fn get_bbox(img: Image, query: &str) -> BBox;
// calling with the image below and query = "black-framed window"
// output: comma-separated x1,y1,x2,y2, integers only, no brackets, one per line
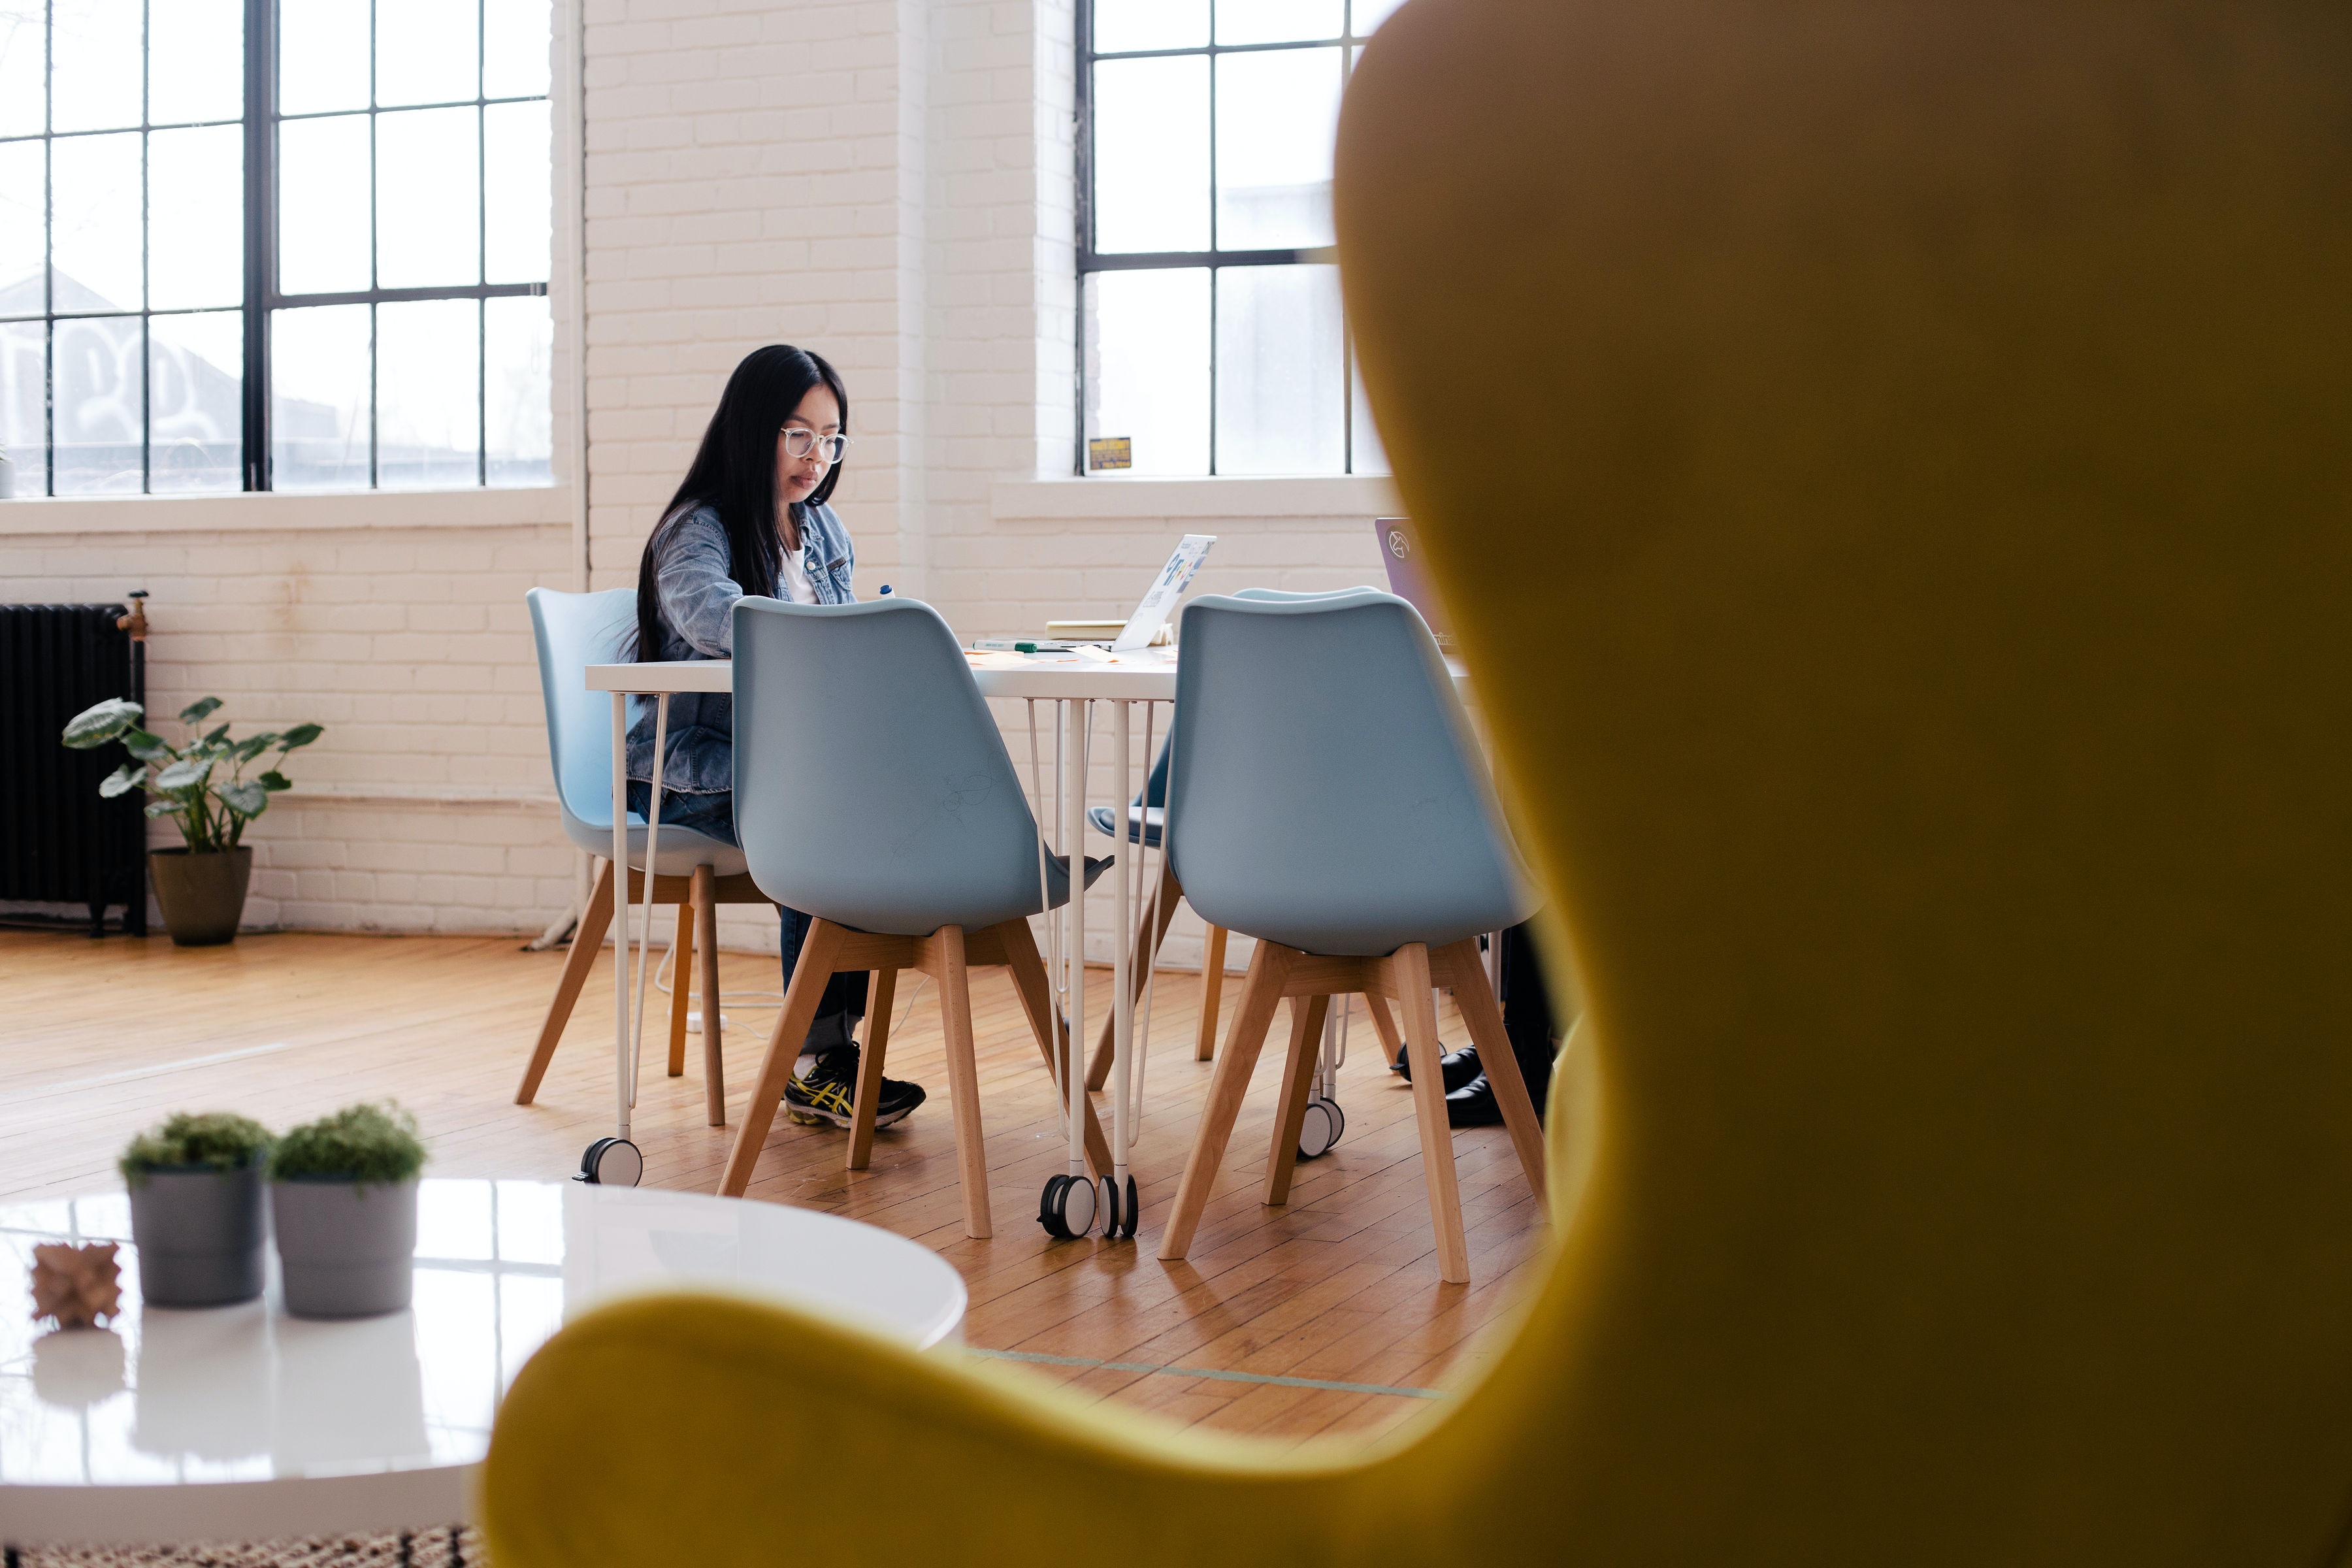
0,0,553,497
1077,0,1401,478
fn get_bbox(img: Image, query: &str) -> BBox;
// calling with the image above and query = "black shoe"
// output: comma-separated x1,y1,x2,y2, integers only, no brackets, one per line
1392,1041,1483,1095
1445,1072,1506,1128
785,1047,926,1130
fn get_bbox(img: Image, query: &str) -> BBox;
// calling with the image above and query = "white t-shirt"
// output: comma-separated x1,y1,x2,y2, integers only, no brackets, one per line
777,542,815,604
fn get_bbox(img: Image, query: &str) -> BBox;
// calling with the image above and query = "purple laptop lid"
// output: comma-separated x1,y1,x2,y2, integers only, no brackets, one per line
1374,517,1452,645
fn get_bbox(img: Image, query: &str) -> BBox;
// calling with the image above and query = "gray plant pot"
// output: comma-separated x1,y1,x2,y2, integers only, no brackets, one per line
269,1177,419,1319
127,1164,267,1307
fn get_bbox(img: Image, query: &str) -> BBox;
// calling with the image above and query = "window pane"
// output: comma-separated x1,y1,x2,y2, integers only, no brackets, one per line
0,8,44,137
1350,353,1388,474
280,0,371,116
0,139,44,311
0,320,46,494
272,302,370,489
484,99,550,282
54,314,141,491
1092,56,1207,254
1351,0,1409,37
1093,0,1205,52
377,297,478,489
485,293,550,486
149,309,240,491
149,124,243,310
279,113,372,293
483,0,552,99
1216,48,1341,251
149,0,242,126
1217,264,1343,474
51,131,142,311
1085,268,1207,476
377,106,480,287
51,0,140,134
379,0,478,106
1217,0,1342,46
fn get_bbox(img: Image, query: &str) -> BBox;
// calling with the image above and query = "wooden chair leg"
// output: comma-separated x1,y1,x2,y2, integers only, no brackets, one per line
1361,988,1403,1063
847,966,898,1171
1439,937,1550,1217
930,927,993,1239
517,858,615,1105
694,866,724,1126
666,902,693,1077
1264,992,1331,1206
992,919,1115,1178
1195,924,1229,1060
1158,940,1294,1262
1394,943,1470,1284
717,919,847,1198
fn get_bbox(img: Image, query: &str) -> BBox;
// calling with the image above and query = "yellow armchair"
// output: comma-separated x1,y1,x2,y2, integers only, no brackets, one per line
483,1,2352,1561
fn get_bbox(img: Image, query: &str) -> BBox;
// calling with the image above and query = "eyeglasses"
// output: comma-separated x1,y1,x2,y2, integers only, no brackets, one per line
781,429,849,463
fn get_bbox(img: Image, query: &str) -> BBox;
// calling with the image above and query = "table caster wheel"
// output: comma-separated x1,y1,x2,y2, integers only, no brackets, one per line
1298,1097,1343,1160
576,1137,642,1186
1038,1172,1098,1239
1102,1175,1141,1240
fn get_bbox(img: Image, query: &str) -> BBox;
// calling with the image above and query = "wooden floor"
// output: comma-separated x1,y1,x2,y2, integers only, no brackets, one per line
0,928,1548,1445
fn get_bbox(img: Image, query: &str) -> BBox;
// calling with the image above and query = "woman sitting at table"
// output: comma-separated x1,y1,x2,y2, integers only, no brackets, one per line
623,344,927,1132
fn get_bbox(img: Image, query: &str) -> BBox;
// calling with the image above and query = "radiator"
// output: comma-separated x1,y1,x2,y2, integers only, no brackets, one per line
0,602,148,935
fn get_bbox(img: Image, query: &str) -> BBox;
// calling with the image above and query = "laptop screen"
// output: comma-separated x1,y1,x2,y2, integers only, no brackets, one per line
1374,517,1452,645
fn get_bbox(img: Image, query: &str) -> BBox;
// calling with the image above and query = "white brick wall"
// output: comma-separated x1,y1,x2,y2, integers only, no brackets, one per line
3,0,1397,962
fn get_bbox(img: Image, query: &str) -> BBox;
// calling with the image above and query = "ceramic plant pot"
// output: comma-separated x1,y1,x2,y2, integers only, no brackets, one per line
149,847,253,947
269,1177,419,1318
127,1163,267,1307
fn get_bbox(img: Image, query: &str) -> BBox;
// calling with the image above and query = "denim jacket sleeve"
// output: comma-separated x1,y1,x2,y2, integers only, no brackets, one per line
655,506,743,657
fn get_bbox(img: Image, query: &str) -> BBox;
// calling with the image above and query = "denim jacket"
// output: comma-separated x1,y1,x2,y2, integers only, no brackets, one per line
625,500,856,794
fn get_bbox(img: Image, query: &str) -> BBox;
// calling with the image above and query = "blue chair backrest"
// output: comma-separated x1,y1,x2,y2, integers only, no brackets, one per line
527,586,637,834
732,596,1051,936
1166,591,1533,956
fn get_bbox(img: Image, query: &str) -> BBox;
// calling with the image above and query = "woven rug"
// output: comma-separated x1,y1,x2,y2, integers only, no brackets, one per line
5,1529,482,1567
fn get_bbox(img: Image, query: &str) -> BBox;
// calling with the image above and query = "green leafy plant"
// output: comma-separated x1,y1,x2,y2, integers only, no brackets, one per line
120,1111,274,1186
61,696,322,853
269,1102,429,1186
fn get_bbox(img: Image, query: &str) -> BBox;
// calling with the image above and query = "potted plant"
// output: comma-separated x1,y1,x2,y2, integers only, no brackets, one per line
121,1112,274,1308
267,1102,427,1319
61,696,323,946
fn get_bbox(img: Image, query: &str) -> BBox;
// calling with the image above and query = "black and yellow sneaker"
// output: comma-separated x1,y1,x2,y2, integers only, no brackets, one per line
784,1048,928,1130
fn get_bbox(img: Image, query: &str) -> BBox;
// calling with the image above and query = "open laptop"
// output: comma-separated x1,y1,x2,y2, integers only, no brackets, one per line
1374,517,1454,648
973,534,1217,653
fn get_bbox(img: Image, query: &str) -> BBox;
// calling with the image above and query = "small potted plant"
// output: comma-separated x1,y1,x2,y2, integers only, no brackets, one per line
120,1113,273,1308
268,1102,427,1320
60,696,323,946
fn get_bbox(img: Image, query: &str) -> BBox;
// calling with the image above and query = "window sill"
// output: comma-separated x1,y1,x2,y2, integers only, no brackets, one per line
0,485,573,537
991,473,1400,524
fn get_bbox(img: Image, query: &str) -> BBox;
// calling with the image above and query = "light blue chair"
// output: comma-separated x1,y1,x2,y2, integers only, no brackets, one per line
1082,585,1401,1085
515,587,772,1127
715,595,1113,1237
1154,591,1549,1282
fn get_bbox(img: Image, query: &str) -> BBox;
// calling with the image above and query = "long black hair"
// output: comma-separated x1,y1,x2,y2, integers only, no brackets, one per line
632,344,849,660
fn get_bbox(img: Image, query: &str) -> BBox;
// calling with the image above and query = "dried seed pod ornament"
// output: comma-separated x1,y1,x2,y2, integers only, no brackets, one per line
30,1241,123,1330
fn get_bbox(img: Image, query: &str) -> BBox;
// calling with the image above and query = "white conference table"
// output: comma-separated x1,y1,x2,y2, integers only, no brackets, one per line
587,647,1183,1237
0,1178,964,1548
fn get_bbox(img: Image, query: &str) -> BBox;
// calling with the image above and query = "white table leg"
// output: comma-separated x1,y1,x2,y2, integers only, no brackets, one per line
610,692,630,1143
1112,698,1132,1211
1064,696,1088,1188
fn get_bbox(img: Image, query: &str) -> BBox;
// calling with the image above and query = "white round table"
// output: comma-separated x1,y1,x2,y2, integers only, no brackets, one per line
0,1179,966,1547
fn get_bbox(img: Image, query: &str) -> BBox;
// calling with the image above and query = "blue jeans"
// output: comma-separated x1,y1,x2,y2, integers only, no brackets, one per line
624,782,868,1044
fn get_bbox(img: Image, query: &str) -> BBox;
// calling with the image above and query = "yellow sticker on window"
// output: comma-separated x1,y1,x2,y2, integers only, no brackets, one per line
1088,436,1133,471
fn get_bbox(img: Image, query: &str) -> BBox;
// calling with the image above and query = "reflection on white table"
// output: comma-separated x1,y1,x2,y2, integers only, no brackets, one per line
0,1179,965,1547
